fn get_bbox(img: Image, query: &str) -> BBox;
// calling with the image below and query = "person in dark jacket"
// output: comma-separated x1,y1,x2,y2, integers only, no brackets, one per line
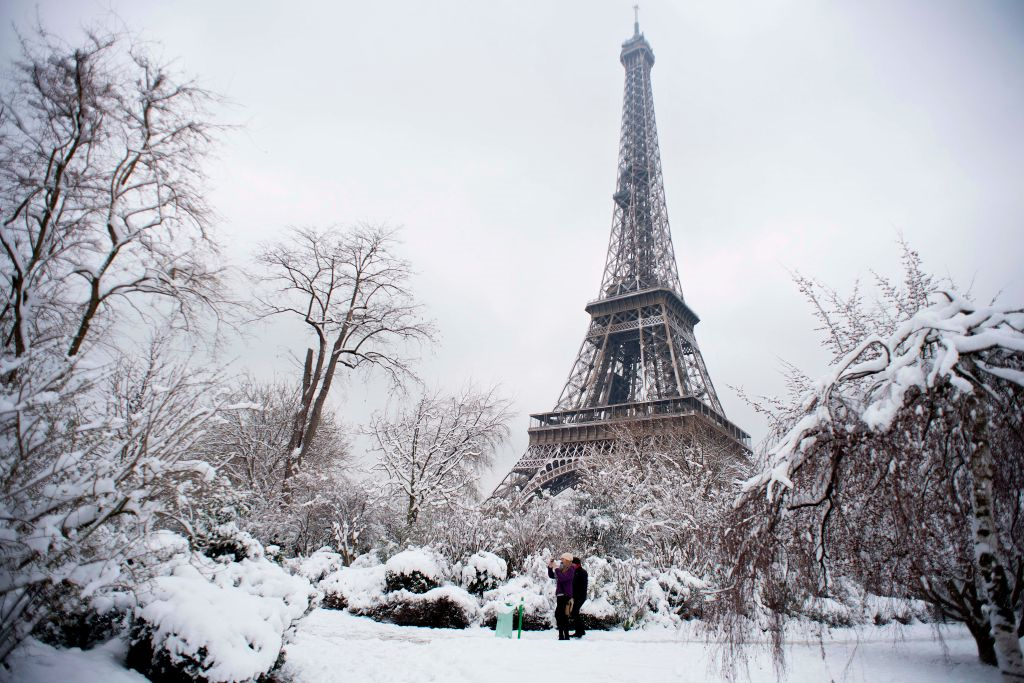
570,557,588,638
547,552,576,640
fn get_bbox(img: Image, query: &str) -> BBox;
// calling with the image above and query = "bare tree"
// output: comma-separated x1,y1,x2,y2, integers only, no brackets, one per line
369,386,512,526
255,225,434,488
0,27,223,361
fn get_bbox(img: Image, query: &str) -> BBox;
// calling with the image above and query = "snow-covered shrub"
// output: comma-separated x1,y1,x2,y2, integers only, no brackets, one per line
645,567,707,621
585,557,652,629
320,564,387,612
866,594,932,625
127,537,313,683
460,551,507,596
193,522,264,563
384,548,449,594
481,573,554,631
287,546,344,584
30,583,129,650
578,596,618,631
798,596,857,627
369,586,480,629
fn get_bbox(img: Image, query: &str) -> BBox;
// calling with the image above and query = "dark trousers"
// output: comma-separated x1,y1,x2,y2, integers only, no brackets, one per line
570,597,586,635
555,595,571,638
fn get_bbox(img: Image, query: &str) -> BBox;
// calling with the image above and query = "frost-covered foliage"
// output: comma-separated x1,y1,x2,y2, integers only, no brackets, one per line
481,572,555,631
721,247,1024,677
30,582,129,651
0,339,234,661
189,380,365,558
460,551,507,596
369,386,512,526
127,533,313,683
576,424,750,570
194,523,266,563
644,567,708,622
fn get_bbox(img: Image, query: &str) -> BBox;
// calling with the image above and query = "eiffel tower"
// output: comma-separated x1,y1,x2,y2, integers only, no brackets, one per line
495,17,750,501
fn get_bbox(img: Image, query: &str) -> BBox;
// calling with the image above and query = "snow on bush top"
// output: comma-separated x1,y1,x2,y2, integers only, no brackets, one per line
387,585,481,619
287,547,344,584
133,541,313,683
460,551,507,594
385,548,448,581
462,551,507,581
320,565,387,612
482,574,553,617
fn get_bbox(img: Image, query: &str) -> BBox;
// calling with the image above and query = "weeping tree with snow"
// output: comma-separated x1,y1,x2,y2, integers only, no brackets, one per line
254,225,435,494
369,386,513,528
0,26,232,660
718,251,1024,680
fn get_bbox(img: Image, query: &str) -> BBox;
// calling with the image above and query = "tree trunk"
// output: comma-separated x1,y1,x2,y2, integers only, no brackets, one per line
965,397,1024,681
965,613,999,667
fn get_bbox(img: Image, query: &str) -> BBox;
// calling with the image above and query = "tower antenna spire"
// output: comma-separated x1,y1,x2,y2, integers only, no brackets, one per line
633,4,640,35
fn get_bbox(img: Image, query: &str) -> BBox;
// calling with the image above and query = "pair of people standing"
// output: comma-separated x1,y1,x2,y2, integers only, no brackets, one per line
547,553,588,640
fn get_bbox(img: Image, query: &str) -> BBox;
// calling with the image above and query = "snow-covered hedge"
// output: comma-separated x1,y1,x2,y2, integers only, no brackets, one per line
644,567,707,622
127,535,314,683
193,522,265,563
369,586,481,629
31,583,128,650
320,564,387,612
384,548,449,594
460,551,507,596
287,546,345,585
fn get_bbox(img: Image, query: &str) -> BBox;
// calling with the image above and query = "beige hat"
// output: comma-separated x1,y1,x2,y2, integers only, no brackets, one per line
560,552,573,562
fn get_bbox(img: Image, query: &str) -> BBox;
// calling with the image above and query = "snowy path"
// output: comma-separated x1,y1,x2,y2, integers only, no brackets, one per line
278,609,1000,683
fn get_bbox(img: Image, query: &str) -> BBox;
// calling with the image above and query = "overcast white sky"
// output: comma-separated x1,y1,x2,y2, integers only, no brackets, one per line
4,1,1023,490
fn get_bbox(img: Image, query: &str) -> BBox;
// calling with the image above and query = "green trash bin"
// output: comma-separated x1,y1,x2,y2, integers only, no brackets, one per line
495,602,515,639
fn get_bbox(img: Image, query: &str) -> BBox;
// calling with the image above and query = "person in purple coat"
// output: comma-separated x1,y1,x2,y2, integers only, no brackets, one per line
547,552,576,640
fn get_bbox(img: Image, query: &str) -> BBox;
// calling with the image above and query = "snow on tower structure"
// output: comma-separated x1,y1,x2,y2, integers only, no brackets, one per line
494,19,750,500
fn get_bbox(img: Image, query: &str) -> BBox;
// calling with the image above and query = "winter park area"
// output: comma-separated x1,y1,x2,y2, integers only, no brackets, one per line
2,1,1024,682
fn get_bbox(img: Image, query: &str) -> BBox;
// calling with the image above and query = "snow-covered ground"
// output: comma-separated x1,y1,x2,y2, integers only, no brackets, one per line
2,610,1006,683
278,609,1000,683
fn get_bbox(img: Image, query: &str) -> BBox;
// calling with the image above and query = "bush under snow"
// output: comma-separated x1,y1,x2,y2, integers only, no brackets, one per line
320,564,387,613
369,586,480,629
460,551,507,596
287,546,345,585
127,536,314,683
481,574,554,631
384,548,449,594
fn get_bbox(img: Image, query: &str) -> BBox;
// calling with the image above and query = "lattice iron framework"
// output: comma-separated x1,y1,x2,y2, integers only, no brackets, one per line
494,20,749,502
